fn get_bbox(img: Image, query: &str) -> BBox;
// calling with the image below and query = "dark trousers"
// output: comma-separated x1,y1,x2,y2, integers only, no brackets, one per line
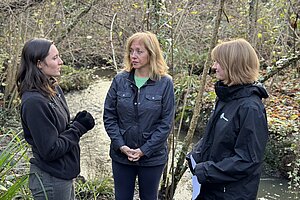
112,160,165,200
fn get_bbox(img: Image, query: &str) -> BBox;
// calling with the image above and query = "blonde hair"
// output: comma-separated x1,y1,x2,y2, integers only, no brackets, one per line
211,38,259,86
123,31,168,80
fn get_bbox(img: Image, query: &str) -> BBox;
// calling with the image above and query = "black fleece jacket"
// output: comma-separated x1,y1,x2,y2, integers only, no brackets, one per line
21,85,87,180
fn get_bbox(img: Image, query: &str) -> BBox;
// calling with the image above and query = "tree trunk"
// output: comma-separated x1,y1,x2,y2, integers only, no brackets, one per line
160,0,225,199
248,0,258,46
144,0,163,33
260,53,300,83
3,15,22,109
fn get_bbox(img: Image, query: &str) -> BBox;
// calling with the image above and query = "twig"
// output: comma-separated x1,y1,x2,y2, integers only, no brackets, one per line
56,1,94,44
110,13,118,72
260,54,300,83
0,0,43,14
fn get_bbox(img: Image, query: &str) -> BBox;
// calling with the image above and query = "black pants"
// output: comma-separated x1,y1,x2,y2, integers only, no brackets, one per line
112,160,165,200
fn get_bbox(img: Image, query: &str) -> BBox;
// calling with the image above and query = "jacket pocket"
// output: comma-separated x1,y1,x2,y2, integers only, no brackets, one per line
117,91,132,112
145,94,162,109
145,94,162,101
117,91,131,100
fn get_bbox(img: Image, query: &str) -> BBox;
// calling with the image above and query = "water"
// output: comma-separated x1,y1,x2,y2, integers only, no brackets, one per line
258,178,299,199
174,162,299,200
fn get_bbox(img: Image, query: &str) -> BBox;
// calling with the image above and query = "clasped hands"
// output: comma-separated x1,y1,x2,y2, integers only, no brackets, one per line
120,146,144,162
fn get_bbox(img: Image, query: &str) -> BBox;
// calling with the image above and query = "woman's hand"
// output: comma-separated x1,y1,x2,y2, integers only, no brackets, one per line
120,146,144,162
130,148,144,162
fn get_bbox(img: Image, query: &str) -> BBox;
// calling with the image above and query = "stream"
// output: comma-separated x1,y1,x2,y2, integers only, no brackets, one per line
64,75,298,200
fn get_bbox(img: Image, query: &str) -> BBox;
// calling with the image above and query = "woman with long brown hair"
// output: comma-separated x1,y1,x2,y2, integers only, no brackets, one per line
16,38,95,200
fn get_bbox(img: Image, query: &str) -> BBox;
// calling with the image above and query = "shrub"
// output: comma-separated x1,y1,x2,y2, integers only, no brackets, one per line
0,128,31,200
59,65,96,92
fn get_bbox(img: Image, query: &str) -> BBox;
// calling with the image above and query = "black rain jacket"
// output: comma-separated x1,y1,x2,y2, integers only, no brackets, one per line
103,70,175,166
187,81,269,200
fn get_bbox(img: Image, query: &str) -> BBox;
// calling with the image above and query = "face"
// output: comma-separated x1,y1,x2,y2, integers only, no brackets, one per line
212,61,225,81
39,44,63,78
129,40,150,72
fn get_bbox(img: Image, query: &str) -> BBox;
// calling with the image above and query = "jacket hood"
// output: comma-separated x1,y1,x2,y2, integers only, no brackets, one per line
215,81,269,102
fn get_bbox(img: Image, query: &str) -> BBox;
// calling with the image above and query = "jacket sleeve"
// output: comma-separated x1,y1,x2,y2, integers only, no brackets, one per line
22,97,86,161
103,77,125,151
186,138,204,174
140,77,175,157
194,104,268,184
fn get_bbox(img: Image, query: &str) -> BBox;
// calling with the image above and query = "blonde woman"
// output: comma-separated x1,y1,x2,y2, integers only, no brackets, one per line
103,32,175,200
187,39,269,200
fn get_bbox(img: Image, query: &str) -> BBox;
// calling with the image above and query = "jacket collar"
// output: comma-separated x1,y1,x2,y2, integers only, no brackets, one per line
128,69,156,85
215,81,268,102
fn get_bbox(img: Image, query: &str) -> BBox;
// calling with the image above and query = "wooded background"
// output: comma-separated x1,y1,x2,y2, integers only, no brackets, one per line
0,0,299,199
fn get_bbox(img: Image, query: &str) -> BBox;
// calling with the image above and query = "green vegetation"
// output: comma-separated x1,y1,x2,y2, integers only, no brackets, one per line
59,65,96,92
0,0,299,198
0,129,30,200
75,177,114,200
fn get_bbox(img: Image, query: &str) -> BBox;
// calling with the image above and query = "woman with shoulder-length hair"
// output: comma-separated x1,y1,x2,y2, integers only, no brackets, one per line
16,38,95,200
103,31,175,200
123,31,168,80
187,38,269,200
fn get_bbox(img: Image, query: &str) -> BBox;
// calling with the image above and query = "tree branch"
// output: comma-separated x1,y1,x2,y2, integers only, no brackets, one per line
55,1,94,44
260,53,300,83
0,0,43,13
110,13,118,72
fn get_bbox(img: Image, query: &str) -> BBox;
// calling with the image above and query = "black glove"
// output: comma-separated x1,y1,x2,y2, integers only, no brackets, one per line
74,110,95,131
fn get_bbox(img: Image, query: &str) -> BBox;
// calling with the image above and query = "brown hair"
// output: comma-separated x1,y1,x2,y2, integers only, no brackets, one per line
16,38,57,98
211,38,259,86
123,31,168,80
